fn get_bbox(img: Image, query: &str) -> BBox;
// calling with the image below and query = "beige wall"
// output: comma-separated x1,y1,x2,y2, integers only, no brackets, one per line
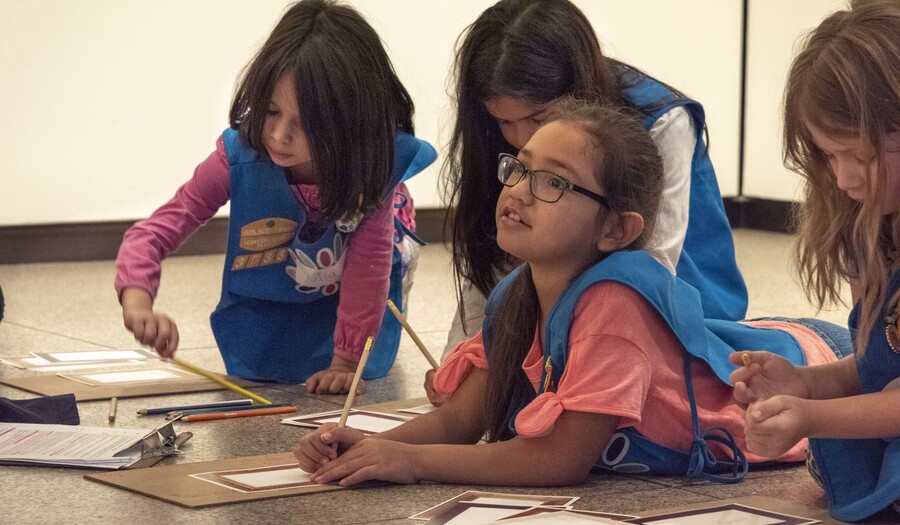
0,1,845,226
742,0,847,201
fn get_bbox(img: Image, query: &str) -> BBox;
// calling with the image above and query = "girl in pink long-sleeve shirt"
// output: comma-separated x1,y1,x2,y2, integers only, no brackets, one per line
115,0,436,392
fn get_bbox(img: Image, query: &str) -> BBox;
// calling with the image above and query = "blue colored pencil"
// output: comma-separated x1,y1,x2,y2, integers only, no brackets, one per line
137,399,253,416
166,403,290,419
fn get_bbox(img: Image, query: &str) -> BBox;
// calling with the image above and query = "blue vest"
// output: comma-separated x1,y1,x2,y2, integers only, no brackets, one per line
808,272,900,522
210,129,437,382
483,251,806,482
619,67,748,322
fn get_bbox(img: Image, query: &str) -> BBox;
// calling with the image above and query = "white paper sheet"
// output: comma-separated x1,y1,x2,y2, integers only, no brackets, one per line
221,467,312,488
61,367,195,385
0,423,147,468
35,349,155,363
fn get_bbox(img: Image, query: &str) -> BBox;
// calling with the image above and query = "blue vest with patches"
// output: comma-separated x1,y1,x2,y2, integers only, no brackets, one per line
619,66,747,322
808,271,900,522
210,129,437,382
483,251,806,482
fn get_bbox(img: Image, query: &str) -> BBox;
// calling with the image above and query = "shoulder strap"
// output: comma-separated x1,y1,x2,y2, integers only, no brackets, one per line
542,251,804,389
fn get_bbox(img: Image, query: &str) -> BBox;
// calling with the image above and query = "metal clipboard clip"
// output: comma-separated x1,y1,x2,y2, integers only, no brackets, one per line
139,420,187,459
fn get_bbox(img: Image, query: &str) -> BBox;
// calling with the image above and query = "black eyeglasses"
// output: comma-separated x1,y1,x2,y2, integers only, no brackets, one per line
497,154,611,208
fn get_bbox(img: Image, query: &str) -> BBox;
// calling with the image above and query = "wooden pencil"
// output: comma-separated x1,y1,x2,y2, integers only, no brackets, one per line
741,353,752,367
337,336,373,428
386,299,439,370
167,357,272,405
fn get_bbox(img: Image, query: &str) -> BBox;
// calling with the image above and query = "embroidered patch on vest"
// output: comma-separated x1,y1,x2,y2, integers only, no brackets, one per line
231,248,289,270
238,218,297,251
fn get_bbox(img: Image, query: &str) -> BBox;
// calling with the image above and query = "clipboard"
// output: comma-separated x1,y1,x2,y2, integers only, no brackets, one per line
0,420,192,470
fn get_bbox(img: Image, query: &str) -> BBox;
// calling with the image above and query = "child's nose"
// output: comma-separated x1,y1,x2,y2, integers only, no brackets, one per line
271,118,292,143
831,158,859,191
509,173,534,202
503,123,536,151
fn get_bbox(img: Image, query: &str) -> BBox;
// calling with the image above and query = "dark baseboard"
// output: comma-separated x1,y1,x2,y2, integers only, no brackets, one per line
0,200,792,264
0,209,453,265
723,196,797,234
0,219,230,265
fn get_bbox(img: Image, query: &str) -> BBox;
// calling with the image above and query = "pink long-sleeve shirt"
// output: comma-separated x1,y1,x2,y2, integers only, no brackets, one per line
115,135,405,362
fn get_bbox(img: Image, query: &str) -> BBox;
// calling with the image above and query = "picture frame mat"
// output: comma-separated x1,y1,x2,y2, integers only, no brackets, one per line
0,371,264,401
411,490,579,520
191,463,320,493
58,366,198,386
422,502,565,525
85,452,346,508
633,497,828,525
33,349,157,363
281,409,411,434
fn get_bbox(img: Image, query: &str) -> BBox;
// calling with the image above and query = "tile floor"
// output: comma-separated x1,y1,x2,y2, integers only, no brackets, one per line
0,230,890,524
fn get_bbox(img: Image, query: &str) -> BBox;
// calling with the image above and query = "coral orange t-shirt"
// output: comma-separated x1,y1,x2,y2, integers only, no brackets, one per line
434,281,837,463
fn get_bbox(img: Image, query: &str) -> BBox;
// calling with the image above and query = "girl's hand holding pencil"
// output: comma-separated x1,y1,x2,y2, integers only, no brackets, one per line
121,288,179,356
310,432,419,486
296,337,373,473
294,423,366,473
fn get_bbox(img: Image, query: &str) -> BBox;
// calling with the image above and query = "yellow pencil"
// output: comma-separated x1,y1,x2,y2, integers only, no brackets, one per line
167,357,272,405
386,299,439,371
741,353,752,367
338,336,373,428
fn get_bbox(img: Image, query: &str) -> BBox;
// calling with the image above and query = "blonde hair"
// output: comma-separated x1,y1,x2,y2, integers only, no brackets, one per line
784,0,900,353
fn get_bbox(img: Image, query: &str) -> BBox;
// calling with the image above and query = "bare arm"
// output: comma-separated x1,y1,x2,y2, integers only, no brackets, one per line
799,354,860,399
801,387,900,439
303,367,619,486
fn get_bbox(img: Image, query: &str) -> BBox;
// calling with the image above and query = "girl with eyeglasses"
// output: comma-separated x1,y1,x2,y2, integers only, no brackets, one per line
294,102,849,487
428,0,747,405
730,2,900,521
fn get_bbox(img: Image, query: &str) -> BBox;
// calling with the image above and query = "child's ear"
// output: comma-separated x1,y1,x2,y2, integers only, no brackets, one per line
595,211,644,252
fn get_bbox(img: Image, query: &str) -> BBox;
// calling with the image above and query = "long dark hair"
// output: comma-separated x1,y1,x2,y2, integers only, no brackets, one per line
484,102,665,441
444,0,687,328
229,0,414,223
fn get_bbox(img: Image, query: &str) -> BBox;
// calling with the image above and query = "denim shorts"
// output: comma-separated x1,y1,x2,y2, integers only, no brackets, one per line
749,317,854,359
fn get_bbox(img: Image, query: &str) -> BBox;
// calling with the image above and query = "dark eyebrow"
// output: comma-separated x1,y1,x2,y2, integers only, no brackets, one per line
516,147,575,174
541,158,577,175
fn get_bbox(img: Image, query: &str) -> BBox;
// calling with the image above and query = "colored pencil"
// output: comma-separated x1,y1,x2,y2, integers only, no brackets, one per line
338,336,373,428
137,399,254,416
180,405,298,422
386,299,439,370
167,357,272,405
165,403,290,420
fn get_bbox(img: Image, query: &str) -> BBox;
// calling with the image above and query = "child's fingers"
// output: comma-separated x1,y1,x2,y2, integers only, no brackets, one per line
305,374,321,393
338,465,377,487
296,443,331,472
310,432,338,460
138,317,158,346
294,443,319,472
732,381,755,405
326,373,351,394
154,320,179,357
748,397,786,424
